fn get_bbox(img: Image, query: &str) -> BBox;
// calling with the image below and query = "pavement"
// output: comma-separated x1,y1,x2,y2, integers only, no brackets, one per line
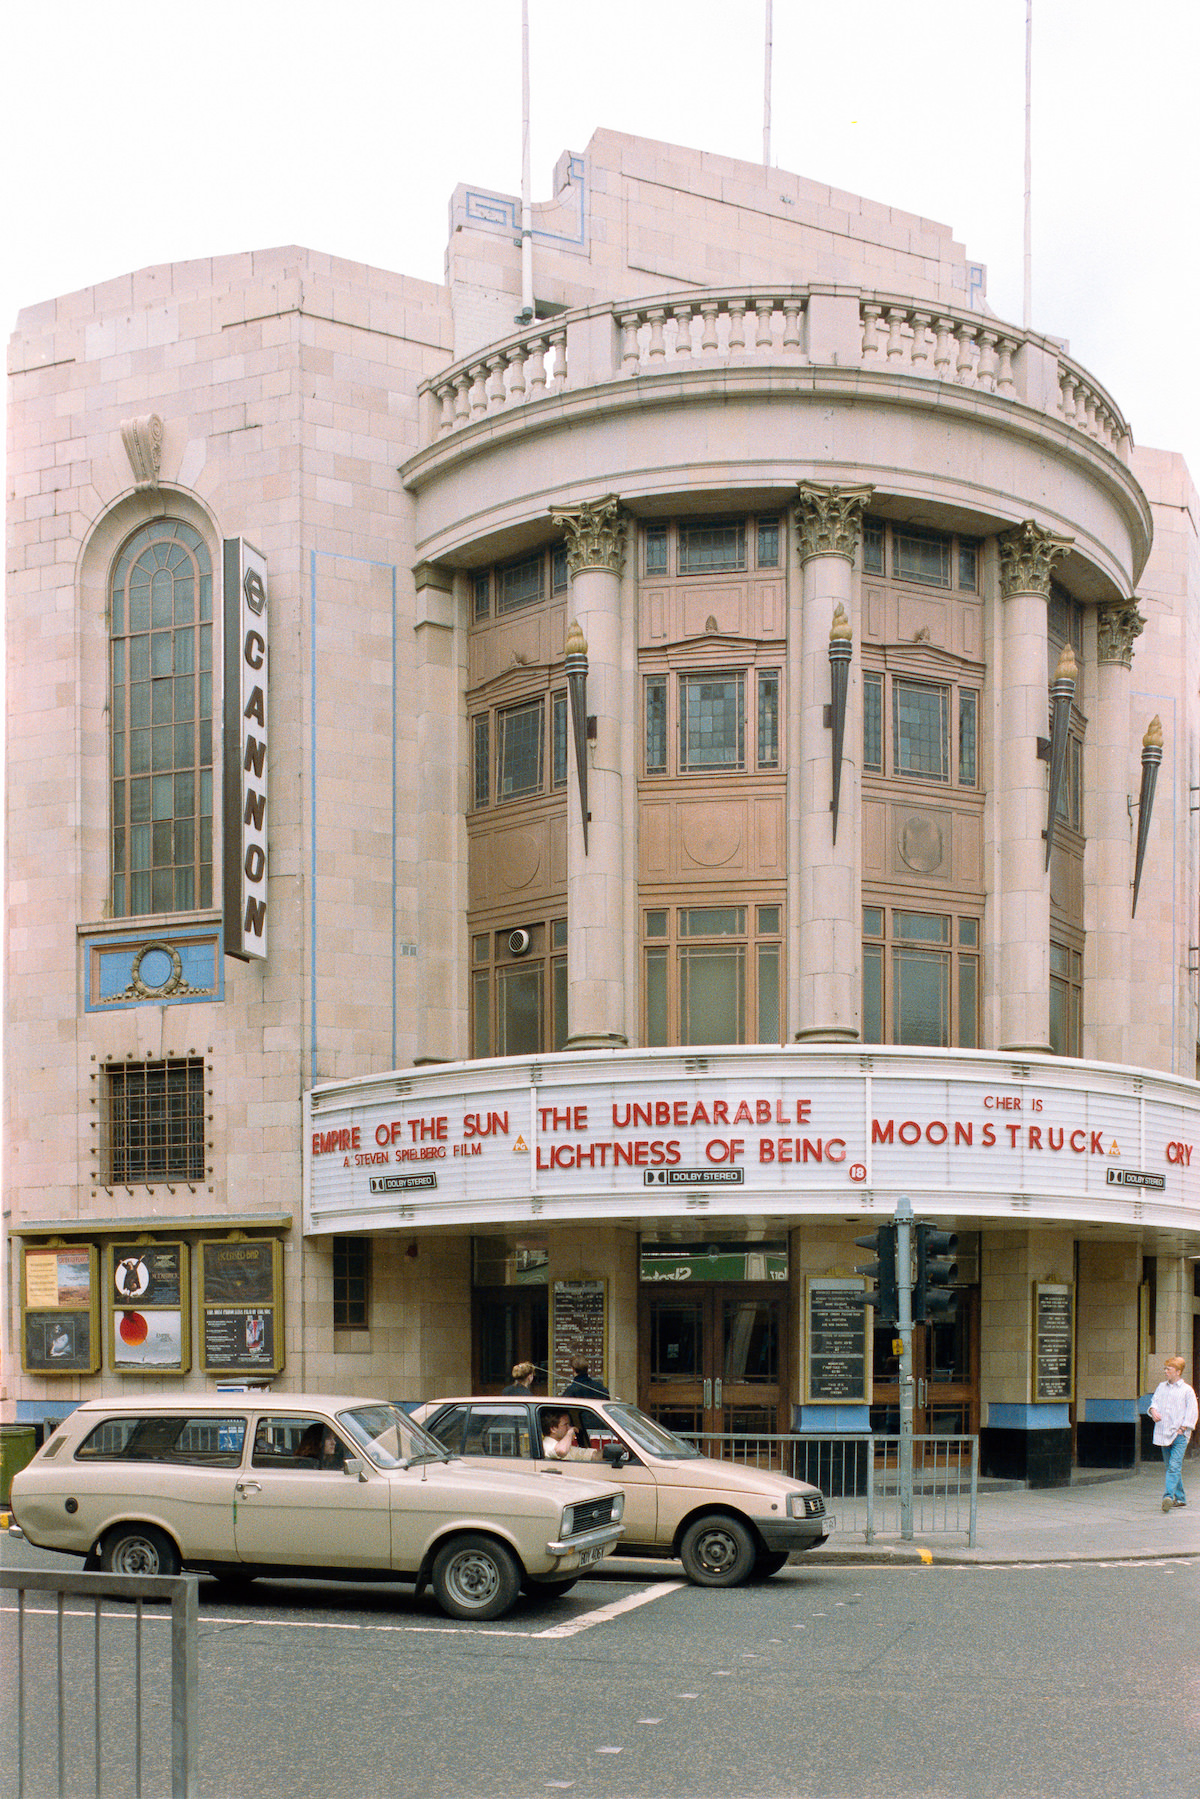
801,1459,1200,1566
4,1459,1197,1573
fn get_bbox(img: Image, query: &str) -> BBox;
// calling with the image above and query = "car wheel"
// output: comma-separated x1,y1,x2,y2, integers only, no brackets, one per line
751,1551,790,1579
679,1514,756,1587
432,1534,521,1621
100,1524,180,1578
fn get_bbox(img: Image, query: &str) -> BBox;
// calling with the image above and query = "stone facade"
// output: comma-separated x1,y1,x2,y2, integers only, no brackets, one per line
5,130,1198,1486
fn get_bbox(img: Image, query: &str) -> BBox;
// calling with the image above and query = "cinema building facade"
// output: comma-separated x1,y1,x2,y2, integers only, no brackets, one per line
6,131,1198,1484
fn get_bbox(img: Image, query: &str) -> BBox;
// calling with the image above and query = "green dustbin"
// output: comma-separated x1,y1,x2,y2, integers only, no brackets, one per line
1,1425,38,1505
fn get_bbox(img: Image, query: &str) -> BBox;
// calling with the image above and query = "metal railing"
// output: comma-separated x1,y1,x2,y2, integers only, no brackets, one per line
1,1569,198,1799
683,1431,978,1546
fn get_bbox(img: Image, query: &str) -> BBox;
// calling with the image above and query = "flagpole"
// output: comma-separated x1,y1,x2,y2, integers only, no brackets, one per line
520,0,534,323
1023,0,1032,330
763,0,773,167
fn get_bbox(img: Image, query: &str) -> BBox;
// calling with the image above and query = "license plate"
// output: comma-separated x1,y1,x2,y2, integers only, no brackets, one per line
577,1543,605,1566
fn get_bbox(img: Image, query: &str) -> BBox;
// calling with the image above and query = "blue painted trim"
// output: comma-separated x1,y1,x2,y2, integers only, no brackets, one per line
17,1400,78,1424
986,1402,1070,1431
310,549,318,1072
462,157,587,249
84,926,224,1012
1138,1392,1155,1415
1082,1398,1139,1423
794,1405,871,1433
391,560,398,1070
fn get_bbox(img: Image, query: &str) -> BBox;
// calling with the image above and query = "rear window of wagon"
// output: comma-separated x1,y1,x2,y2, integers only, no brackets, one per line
75,1414,247,1467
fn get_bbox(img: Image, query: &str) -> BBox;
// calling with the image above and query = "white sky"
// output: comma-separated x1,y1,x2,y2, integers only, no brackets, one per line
3,0,1198,473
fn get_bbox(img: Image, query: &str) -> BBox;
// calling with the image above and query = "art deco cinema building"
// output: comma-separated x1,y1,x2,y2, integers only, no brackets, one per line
5,131,1198,1484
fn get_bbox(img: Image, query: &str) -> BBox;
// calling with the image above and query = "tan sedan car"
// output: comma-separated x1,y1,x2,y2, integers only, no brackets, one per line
9,1393,624,1621
414,1396,829,1585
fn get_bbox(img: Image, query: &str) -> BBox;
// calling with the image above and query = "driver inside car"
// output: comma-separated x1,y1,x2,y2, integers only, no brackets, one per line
541,1409,603,1461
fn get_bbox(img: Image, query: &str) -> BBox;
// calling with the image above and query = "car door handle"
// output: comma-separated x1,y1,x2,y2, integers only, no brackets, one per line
235,1480,261,1496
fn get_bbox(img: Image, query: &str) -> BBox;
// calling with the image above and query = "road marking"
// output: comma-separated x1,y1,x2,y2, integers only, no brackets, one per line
919,1548,933,1564
533,1579,683,1639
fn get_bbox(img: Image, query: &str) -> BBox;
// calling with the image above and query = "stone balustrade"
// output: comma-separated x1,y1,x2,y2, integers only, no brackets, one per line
420,286,1130,460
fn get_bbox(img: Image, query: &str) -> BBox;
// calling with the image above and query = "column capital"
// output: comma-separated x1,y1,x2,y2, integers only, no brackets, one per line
549,494,628,577
996,519,1074,599
794,482,875,563
1096,600,1146,668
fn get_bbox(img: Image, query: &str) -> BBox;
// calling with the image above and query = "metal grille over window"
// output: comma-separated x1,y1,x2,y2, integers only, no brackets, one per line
110,521,213,916
104,1058,205,1185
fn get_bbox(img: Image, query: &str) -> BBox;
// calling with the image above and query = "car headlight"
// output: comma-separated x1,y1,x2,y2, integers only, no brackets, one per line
610,1491,625,1523
560,1503,576,1539
788,1491,824,1518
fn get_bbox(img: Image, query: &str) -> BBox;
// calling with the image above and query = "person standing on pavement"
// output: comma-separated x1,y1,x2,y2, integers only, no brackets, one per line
561,1361,609,1399
502,1361,537,1396
1148,1355,1197,1512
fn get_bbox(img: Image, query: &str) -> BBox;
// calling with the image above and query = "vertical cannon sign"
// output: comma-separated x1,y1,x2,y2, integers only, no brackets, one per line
223,539,269,960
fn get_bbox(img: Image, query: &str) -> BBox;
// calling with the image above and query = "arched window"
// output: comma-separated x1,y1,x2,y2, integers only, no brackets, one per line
110,520,213,916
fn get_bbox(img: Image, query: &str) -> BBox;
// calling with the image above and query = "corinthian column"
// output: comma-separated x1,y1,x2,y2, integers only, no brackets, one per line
1086,600,1144,1062
791,482,874,1041
548,496,629,1048
995,520,1073,1052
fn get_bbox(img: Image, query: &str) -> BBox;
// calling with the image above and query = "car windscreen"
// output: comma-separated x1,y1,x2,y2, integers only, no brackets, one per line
337,1403,450,1469
605,1403,703,1460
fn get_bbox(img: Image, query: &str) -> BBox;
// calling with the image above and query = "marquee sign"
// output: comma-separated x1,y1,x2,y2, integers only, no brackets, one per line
222,538,269,961
303,1049,1199,1235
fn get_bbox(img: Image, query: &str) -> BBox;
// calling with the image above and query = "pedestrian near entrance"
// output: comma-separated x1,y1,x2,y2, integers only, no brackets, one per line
502,1361,537,1396
561,1361,609,1399
1148,1356,1197,1512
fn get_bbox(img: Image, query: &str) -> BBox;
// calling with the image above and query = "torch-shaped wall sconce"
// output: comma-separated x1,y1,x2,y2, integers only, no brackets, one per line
827,603,852,844
1131,715,1163,917
564,619,590,853
1042,642,1077,871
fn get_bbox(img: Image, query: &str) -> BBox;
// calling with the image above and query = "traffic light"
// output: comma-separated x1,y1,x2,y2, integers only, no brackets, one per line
853,1225,898,1323
914,1224,958,1322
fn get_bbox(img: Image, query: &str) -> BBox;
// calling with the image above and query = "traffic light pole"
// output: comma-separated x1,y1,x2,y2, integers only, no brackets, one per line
894,1196,915,1539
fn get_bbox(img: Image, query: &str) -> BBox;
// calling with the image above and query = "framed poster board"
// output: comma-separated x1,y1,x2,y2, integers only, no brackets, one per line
550,1279,607,1394
1032,1282,1074,1403
805,1278,869,1404
22,1244,101,1375
200,1238,284,1376
109,1241,190,1372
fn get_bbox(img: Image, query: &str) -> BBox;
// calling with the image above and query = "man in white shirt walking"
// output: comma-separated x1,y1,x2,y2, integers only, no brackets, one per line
1148,1355,1198,1512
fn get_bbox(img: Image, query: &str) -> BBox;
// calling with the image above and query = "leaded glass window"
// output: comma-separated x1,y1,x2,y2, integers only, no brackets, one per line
679,673,745,771
110,521,213,917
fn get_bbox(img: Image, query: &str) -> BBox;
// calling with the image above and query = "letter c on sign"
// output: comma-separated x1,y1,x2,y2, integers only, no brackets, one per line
244,629,265,670
849,1163,866,1183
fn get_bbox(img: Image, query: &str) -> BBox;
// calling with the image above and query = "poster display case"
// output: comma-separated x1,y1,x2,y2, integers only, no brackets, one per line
200,1238,284,1376
108,1241,191,1372
21,1244,101,1375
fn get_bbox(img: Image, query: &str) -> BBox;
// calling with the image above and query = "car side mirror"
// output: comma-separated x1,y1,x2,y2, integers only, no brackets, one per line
343,1456,367,1481
602,1444,629,1468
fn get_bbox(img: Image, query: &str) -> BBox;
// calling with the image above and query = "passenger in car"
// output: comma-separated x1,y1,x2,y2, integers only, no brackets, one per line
541,1410,602,1461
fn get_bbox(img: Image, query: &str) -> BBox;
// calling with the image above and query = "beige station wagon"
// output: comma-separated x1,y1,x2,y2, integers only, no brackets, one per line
414,1396,829,1585
8,1393,624,1621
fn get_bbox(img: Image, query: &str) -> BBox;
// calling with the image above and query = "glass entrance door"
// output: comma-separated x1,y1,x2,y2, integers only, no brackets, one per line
870,1289,979,1438
639,1286,788,1438
473,1290,548,1394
